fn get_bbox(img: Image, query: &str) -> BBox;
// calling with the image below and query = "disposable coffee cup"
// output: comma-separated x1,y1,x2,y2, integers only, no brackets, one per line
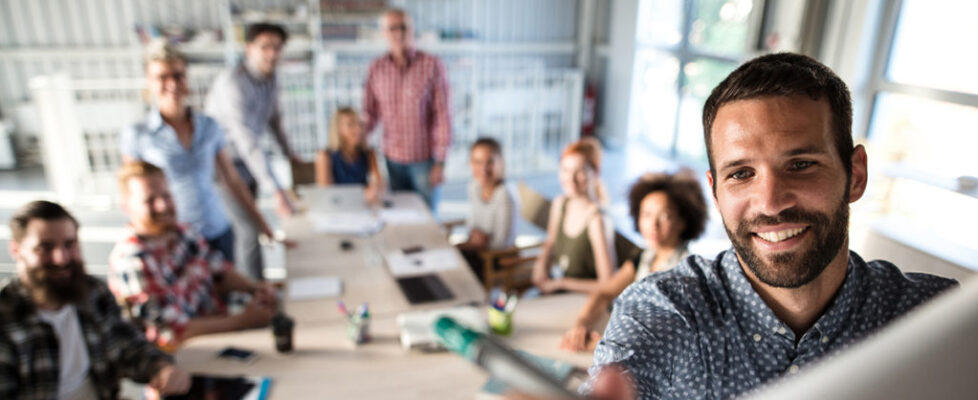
272,314,295,352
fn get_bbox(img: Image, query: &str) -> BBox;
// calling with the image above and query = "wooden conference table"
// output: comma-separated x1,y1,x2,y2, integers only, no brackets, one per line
175,186,596,399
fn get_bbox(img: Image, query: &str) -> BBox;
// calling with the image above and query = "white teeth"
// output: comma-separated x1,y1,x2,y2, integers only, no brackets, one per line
756,227,805,243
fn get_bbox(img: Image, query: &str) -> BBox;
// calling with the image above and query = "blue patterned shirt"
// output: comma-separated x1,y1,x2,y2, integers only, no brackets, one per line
587,249,957,399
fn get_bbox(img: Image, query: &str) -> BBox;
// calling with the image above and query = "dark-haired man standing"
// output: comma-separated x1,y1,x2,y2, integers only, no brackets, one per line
577,53,958,400
206,23,300,280
0,201,190,398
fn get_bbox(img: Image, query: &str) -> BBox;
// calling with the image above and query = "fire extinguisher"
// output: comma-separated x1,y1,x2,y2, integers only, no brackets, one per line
581,82,597,137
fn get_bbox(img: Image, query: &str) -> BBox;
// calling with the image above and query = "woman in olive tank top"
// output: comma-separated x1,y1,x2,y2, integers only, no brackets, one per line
531,139,615,295
560,171,708,352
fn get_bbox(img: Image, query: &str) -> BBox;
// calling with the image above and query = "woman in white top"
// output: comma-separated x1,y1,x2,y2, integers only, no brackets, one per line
457,138,518,282
560,171,708,352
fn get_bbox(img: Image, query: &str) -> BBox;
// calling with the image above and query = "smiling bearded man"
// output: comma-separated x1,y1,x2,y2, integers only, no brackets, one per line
577,53,959,400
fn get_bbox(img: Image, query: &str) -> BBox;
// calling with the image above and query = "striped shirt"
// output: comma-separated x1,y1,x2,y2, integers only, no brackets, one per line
108,225,230,348
205,61,284,191
363,49,453,163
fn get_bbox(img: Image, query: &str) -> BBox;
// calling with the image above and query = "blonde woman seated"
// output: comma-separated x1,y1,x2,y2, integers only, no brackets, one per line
560,171,707,352
531,138,615,294
315,107,384,204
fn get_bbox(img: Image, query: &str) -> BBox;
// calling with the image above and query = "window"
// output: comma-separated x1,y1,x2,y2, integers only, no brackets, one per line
627,0,756,164
865,0,978,251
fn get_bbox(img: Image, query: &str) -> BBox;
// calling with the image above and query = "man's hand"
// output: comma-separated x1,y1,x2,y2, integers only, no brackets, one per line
504,366,635,400
237,294,276,329
559,324,602,353
275,190,297,217
149,365,191,396
429,163,445,187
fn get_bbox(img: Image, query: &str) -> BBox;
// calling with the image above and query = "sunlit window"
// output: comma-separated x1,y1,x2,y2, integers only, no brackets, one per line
628,0,754,164
867,0,978,252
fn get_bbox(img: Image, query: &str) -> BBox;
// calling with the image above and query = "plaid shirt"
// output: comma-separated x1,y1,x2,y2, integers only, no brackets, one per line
108,225,230,348
363,49,453,163
0,275,172,400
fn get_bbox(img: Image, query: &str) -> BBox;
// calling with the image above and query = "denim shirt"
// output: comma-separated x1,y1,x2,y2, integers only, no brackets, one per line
120,109,231,238
586,249,958,399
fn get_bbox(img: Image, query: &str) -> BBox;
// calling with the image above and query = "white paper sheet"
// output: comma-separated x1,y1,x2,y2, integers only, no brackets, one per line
288,276,343,300
309,211,383,235
384,247,460,277
378,208,429,225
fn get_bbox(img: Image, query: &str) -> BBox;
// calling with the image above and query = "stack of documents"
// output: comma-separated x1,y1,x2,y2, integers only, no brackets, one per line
308,211,383,235
287,276,343,301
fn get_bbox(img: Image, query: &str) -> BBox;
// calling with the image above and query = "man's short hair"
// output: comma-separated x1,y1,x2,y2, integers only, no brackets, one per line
117,161,166,196
627,171,708,242
9,201,79,242
471,137,502,157
143,38,186,66
245,23,288,43
702,53,854,188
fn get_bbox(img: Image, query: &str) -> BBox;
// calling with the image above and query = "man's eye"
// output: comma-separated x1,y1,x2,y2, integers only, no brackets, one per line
791,160,816,170
729,170,753,180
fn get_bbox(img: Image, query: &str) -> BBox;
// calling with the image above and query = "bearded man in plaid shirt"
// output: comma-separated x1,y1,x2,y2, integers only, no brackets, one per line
363,8,453,211
108,161,278,350
0,200,190,399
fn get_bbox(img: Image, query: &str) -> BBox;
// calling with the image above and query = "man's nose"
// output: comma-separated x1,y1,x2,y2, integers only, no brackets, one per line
755,170,796,217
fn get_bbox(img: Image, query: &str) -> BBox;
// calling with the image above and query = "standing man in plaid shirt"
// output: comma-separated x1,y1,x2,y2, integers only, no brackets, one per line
363,8,453,211
0,200,190,399
108,161,278,350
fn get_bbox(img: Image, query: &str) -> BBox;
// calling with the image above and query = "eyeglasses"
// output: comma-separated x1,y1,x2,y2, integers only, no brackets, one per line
152,72,186,82
387,24,409,32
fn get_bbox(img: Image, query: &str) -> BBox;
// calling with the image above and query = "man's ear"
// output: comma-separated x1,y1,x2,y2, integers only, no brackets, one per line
848,145,868,203
706,170,719,203
8,239,19,262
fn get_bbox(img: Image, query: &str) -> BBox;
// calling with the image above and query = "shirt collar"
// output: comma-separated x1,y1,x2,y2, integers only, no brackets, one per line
146,107,198,132
386,48,418,67
720,249,863,343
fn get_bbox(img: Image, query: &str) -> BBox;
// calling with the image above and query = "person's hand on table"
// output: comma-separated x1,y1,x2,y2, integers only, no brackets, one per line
149,364,191,396
503,366,635,400
237,294,277,329
537,278,562,294
252,283,279,308
364,184,382,206
468,229,489,249
275,190,298,217
559,324,601,353
429,163,445,187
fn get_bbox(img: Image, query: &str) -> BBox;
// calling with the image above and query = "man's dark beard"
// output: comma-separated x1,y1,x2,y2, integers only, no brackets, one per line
27,260,87,306
725,196,850,288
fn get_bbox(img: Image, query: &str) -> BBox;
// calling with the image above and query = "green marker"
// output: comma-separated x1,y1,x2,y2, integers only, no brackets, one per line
434,316,582,398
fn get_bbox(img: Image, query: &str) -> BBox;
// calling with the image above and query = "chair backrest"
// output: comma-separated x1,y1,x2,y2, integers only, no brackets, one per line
613,231,641,268
517,181,552,231
291,160,317,187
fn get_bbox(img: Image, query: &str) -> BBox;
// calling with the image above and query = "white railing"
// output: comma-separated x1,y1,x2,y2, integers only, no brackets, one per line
30,59,581,204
